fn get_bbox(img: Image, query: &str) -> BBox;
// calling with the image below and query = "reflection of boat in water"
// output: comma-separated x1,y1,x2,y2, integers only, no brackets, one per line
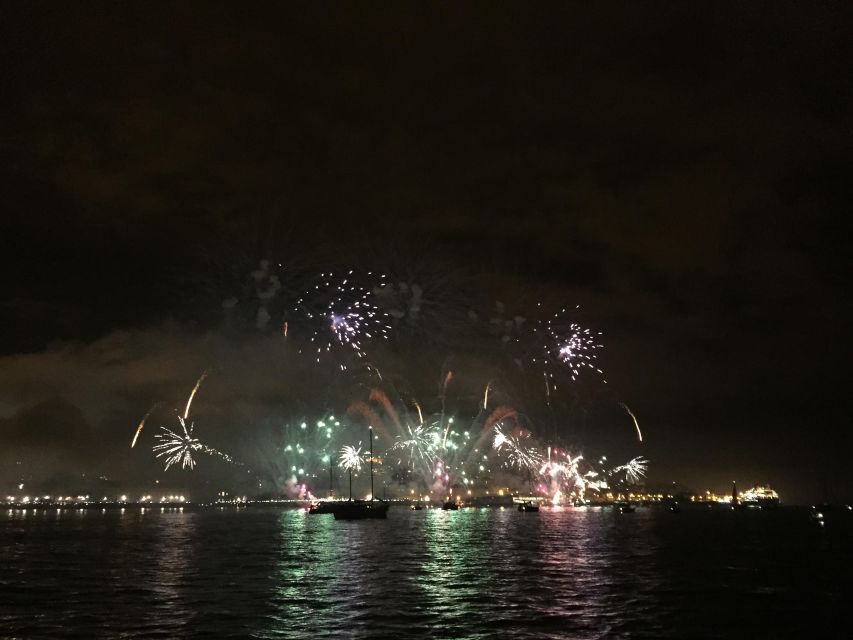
442,501,458,510
333,425,389,521
517,502,539,512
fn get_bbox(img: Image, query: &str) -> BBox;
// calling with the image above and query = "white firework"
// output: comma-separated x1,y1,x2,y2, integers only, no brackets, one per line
153,417,202,471
530,307,604,383
493,425,542,472
391,422,441,469
612,456,649,484
339,444,365,472
294,271,392,364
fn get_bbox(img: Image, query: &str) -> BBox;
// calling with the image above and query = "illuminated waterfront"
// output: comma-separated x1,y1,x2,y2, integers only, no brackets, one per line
2,505,851,638
0,482,785,510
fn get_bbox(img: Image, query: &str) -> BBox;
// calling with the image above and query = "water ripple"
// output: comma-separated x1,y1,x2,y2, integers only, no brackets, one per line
1,506,851,638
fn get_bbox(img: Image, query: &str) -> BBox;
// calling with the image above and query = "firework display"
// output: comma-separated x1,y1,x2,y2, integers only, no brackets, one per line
133,264,647,504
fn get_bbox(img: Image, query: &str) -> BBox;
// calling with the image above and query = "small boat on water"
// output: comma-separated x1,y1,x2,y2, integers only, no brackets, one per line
616,502,635,513
442,501,459,510
307,501,338,515
411,504,424,511
517,502,539,512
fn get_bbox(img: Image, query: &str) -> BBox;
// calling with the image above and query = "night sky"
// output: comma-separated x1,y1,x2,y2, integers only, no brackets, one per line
1,3,851,503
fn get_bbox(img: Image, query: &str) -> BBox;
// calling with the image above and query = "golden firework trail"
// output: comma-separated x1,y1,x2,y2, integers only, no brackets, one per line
183,371,208,421
620,402,643,442
130,403,161,448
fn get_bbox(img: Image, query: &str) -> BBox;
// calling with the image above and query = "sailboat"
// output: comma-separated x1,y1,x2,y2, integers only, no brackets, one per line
334,426,389,520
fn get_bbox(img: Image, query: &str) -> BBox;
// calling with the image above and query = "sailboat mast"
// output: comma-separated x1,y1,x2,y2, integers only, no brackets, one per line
369,425,375,501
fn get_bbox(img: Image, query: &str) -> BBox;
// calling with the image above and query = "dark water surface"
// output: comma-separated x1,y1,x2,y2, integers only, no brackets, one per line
2,505,850,639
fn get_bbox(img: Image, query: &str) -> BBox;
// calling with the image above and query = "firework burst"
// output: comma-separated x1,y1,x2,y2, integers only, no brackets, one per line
391,422,441,470
293,271,392,365
153,417,202,471
492,425,542,472
339,444,365,472
531,307,604,384
152,414,239,472
611,456,649,484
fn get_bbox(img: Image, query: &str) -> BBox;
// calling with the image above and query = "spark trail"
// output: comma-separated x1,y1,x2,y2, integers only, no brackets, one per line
620,402,643,442
184,371,208,420
483,380,492,409
130,403,161,448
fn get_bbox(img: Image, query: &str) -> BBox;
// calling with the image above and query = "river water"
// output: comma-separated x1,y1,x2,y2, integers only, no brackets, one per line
1,505,850,638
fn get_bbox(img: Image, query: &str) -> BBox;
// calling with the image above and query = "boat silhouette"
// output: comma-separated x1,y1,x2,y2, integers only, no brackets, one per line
307,501,338,515
334,426,389,520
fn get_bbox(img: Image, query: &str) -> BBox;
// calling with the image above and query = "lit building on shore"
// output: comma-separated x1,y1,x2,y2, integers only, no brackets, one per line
692,484,781,506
